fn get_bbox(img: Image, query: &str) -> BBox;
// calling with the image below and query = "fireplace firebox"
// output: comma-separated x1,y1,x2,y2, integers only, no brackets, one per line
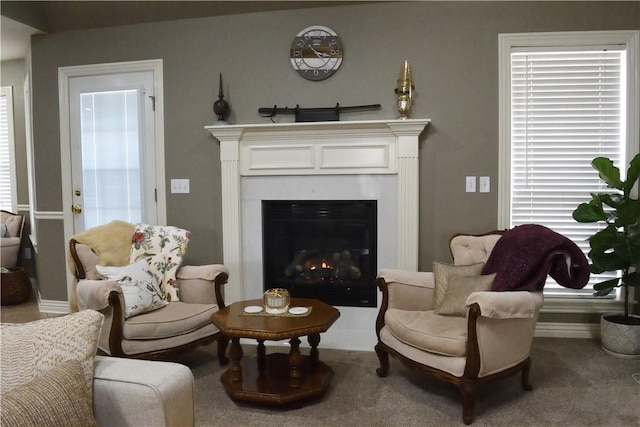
262,200,377,307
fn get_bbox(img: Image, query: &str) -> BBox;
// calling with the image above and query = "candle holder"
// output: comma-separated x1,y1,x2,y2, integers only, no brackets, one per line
395,60,414,120
263,288,290,314
213,72,230,125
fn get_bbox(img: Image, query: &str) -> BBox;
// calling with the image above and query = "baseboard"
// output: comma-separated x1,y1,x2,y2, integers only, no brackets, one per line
38,298,70,314
535,321,600,339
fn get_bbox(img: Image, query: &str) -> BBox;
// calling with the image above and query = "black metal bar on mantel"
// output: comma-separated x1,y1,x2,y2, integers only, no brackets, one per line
258,103,381,122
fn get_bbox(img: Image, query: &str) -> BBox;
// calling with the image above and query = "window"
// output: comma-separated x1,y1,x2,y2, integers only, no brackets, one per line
0,86,17,212
499,31,639,298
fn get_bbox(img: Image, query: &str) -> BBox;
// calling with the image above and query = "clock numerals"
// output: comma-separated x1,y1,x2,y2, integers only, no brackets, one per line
290,25,343,81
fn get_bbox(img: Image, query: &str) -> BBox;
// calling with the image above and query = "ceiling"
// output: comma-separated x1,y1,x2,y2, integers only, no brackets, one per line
0,1,370,61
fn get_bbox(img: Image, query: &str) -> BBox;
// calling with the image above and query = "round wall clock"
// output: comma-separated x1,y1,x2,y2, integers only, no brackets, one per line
290,25,343,81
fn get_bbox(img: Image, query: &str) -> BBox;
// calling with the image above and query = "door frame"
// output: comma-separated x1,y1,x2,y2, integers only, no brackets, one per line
59,59,166,231
59,59,166,291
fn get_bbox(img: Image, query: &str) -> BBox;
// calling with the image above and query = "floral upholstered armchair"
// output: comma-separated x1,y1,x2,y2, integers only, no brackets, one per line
68,220,230,363
374,226,589,424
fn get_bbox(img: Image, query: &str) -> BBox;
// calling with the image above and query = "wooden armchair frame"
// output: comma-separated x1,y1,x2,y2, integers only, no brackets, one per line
374,230,537,425
69,238,230,362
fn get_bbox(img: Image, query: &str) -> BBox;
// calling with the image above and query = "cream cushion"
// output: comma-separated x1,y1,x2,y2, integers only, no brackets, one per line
2,213,23,238
385,308,468,357
122,302,217,340
433,262,484,309
0,360,97,427
0,310,104,396
435,273,496,316
96,259,168,318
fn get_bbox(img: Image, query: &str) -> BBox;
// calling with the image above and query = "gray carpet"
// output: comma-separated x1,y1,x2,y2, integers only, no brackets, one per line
171,338,640,426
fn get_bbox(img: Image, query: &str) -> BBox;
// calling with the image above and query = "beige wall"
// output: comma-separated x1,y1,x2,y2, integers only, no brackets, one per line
23,1,640,304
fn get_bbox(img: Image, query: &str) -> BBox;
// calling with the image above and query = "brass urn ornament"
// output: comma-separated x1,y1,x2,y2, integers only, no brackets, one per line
213,73,230,125
395,60,414,119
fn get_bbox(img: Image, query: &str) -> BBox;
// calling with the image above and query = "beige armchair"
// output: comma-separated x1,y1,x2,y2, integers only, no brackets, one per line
69,222,230,363
374,227,589,424
1,210,24,268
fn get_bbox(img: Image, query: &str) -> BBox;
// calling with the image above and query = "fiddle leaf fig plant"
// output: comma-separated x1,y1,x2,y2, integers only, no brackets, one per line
572,154,640,319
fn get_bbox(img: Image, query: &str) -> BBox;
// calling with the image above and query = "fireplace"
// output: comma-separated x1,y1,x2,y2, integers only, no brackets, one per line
262,200,377,307
206,119,430,351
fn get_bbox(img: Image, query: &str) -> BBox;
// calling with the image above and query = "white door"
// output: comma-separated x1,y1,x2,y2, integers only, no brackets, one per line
68,71,157,232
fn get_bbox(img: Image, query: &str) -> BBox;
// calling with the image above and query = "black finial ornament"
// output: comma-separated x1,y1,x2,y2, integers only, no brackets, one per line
213,73,230,125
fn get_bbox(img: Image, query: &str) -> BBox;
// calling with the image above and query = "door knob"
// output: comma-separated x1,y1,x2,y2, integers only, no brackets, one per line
71,204,83,214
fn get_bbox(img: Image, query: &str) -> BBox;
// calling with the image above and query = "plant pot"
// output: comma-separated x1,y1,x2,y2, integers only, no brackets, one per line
600,313,640,359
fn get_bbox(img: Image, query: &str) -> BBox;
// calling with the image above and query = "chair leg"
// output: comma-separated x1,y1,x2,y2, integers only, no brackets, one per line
460,379,477,425
521,357,533,391
217,336,230,365
374,342,389,377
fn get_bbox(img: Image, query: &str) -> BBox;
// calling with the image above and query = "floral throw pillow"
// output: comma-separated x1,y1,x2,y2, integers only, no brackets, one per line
130,223,190,301
96,259,168,318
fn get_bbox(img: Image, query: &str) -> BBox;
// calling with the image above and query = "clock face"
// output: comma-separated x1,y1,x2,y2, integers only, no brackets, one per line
290,25,343,81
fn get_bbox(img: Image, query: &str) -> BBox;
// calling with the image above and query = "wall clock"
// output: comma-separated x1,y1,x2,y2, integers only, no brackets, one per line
290,25,343,81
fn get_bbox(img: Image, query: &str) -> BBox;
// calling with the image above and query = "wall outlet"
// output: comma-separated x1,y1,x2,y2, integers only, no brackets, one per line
170,179,190,194
479,176,490,193
465,176,476,192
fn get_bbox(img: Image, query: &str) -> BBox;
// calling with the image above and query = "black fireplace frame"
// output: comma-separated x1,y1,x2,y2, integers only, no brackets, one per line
262,200,377,307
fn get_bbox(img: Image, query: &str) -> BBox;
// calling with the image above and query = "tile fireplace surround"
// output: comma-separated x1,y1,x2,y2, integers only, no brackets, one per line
206,119,430,351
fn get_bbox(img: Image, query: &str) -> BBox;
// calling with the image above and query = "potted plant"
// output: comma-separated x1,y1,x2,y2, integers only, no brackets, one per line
572,154,640,358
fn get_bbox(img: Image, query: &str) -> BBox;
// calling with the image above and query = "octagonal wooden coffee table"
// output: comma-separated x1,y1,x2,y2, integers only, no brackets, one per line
211,297,340,406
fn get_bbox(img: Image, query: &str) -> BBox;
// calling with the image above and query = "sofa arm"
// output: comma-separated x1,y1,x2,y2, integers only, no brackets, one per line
177,264,229,306
92,356,194,427
465,291,543,319
76,280,122,311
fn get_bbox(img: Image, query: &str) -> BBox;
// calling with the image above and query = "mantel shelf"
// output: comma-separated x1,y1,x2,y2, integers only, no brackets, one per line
205,118,431,137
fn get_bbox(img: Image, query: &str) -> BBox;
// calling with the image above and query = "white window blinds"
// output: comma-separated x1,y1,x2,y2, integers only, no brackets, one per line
0,87,16,213
509,48,626,295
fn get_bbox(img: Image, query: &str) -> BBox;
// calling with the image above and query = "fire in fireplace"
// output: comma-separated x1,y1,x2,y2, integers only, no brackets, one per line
262,200,377,307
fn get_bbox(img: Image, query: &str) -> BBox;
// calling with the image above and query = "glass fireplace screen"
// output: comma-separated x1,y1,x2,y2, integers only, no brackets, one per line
262,200,377,307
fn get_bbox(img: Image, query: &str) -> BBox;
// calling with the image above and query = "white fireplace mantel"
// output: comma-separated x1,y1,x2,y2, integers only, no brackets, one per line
206,119,430,305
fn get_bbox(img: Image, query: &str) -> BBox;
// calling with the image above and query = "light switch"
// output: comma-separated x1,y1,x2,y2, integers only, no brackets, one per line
170,179,190,194
479,176,490,193
465,176,476,192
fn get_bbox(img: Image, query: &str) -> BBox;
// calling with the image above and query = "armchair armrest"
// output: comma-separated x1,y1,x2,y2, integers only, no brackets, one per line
377,269,435,311
465,292,544,378
176,264,229,307
465,291,543,319
76,279,122,311
177,264,228,281
375,269,435,340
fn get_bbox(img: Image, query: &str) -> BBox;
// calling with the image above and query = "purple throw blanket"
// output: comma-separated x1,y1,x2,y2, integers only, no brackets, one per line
482,224,590,292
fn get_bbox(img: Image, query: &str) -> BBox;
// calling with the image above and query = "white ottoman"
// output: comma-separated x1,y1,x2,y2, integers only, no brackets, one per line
92,356,194,427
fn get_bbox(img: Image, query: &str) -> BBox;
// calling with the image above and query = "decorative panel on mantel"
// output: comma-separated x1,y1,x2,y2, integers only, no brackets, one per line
206,119,430,304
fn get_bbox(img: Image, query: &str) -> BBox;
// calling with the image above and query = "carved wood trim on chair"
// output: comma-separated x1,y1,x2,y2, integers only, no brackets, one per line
69,239,87,280
373,229,537,425
68,238,230,364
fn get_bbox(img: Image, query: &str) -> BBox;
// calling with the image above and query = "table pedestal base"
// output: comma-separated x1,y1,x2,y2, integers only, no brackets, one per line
219,353,334,405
